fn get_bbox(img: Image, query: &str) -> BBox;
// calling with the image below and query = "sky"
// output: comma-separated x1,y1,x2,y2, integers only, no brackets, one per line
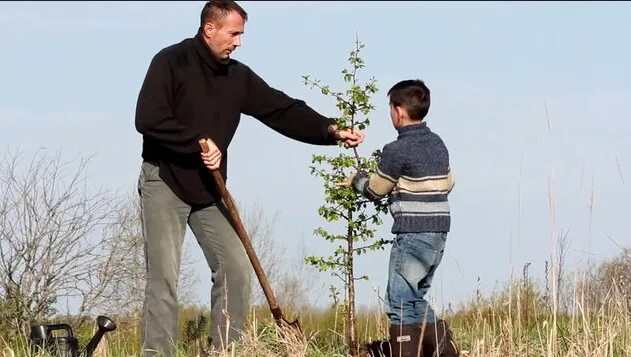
1,1,630,314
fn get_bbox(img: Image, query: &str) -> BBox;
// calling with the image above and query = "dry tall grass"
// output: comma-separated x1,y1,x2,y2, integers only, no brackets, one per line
2,273,629,357
449,277,630,357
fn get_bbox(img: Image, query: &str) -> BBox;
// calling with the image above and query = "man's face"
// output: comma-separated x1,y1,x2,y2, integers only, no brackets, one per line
203,10,245,60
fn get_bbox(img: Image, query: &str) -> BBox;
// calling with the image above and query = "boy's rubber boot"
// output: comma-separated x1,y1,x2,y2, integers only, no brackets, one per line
420,320,460,357
390,324,422,357
359,340,391,357
359,323,422,357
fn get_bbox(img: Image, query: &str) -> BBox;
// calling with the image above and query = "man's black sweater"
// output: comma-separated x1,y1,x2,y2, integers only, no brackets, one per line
135,30,337,205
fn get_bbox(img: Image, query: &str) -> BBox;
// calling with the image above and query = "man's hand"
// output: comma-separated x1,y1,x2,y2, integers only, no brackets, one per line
335,172,357,187
329,125,365,148
199,138,222,171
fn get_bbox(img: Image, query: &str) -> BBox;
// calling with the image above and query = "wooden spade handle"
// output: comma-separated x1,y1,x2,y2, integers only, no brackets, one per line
198,139,285,324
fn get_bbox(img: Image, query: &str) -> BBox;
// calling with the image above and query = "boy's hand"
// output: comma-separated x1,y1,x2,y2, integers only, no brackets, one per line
199,138,222,171
335,172,357,187
329,125,365,148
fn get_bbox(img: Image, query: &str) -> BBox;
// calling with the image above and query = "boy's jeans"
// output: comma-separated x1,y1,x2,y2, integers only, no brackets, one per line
386,232,448,325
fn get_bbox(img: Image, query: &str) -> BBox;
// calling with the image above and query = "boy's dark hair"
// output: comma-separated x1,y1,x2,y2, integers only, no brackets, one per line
387,79,431,121
200,0,248,26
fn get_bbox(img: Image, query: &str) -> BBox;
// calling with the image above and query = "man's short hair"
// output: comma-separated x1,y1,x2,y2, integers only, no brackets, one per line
387,80,431,121
200,0,248,25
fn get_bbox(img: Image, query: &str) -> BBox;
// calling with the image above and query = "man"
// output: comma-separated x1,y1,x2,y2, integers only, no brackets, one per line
134,0,364,355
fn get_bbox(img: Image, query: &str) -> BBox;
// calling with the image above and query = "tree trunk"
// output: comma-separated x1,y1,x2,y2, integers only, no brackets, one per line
346,209,358,356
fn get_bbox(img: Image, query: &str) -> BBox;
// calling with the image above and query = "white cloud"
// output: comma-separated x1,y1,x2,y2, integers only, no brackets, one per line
0,2,200,31
0,108,28,122
0,108,107,123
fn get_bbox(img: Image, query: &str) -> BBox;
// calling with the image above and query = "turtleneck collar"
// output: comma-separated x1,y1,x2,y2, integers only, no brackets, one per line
193,28,229,72
397,121,428,138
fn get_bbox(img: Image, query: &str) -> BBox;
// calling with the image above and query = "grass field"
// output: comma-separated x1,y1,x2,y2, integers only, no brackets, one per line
2,271,629,357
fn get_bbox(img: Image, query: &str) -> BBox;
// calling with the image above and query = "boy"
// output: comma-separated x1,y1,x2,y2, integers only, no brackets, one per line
339,80,459,357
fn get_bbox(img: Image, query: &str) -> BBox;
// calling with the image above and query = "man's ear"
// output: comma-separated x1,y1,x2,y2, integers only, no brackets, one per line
203,21,215,37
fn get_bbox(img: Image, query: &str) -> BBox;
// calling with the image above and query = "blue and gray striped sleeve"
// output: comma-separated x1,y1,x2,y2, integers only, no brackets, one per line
352,143,403,200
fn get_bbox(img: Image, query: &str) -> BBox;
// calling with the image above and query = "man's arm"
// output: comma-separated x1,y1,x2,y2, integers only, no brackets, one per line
135,52,202,153
241,67,345,145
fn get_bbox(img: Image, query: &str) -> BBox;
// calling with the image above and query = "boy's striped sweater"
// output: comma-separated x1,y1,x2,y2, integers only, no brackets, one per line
352,122,454,233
